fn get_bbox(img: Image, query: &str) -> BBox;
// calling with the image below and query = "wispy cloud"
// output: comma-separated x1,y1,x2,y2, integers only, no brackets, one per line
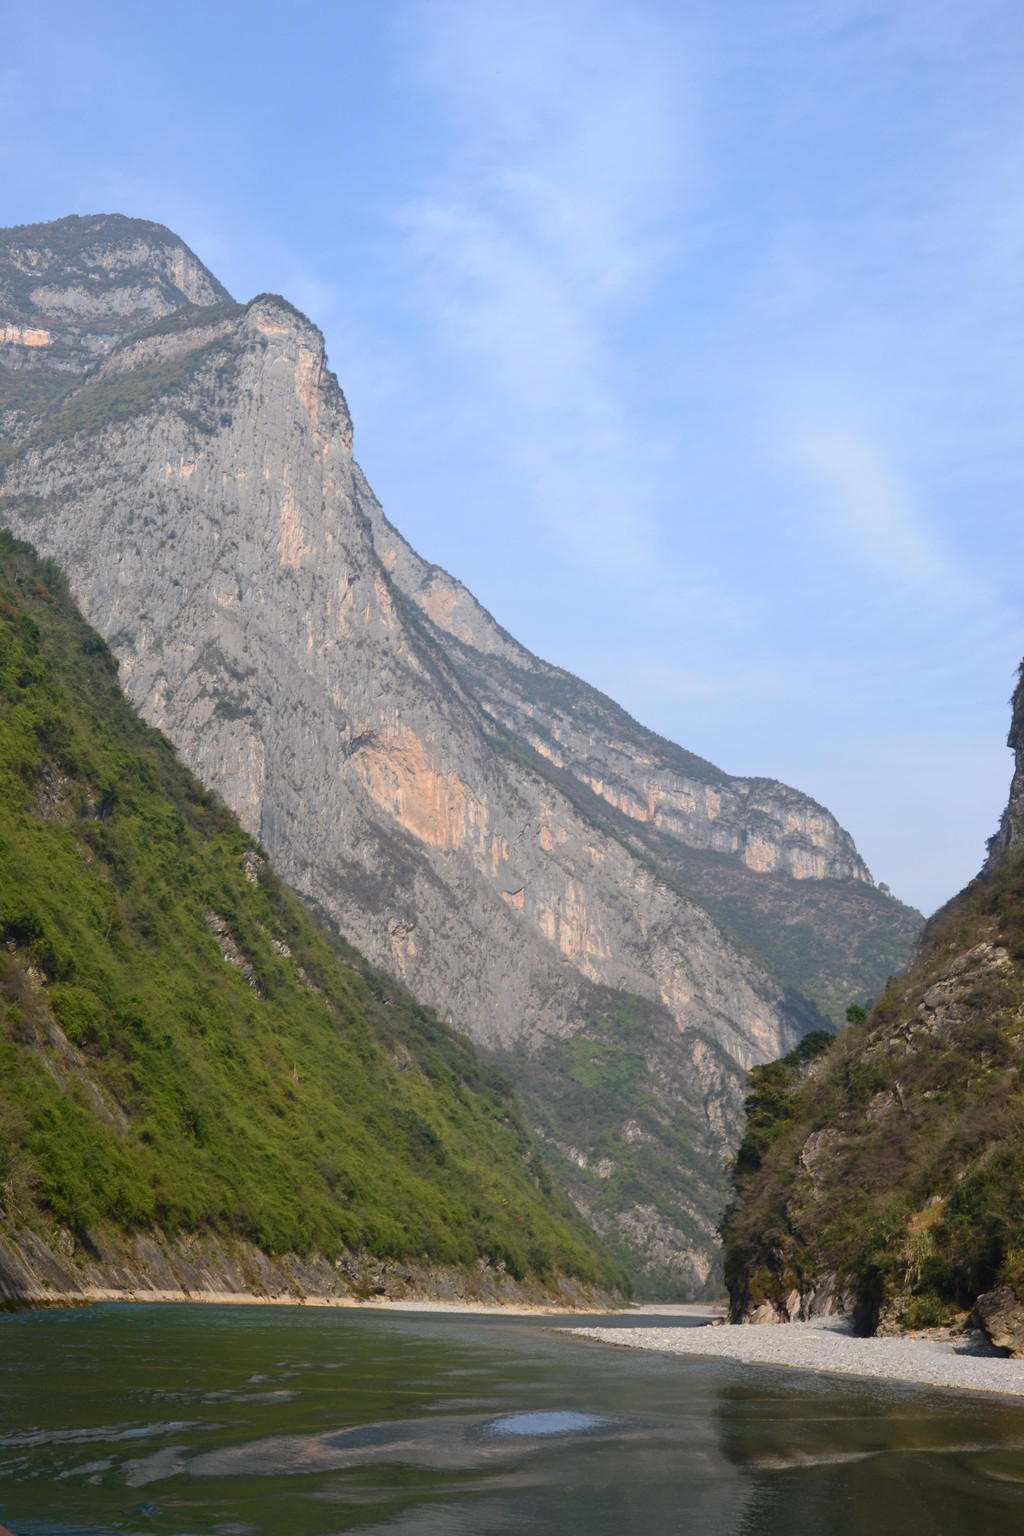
399,0,692,567
791,428,983,605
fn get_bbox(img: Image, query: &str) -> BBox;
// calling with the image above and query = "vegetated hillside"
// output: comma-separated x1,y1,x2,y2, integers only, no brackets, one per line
0,213,921,1297
0,531,623,1302
722,836,1024,1334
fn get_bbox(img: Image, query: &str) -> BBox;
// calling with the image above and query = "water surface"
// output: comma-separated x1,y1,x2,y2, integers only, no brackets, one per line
1,1303,1023,1533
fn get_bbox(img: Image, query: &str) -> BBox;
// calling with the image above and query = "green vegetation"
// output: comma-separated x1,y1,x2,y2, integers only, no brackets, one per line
503,991,738,1300
0,335,242,472
723,856,1024,1328
0,531,622,1290
731,1029,834,1179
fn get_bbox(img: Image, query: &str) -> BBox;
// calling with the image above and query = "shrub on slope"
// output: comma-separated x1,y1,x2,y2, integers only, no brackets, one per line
723,862,1024,1332
0,531,621,1291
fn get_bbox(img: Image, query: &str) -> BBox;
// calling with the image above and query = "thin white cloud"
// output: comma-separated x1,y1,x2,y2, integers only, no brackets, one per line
792,429,982,604
399,0,692,570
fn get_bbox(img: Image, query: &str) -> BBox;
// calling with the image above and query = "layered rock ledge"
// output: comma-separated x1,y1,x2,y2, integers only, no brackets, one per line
0,1227,618,1313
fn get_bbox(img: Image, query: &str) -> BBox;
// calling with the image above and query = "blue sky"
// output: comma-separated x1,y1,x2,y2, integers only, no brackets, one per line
2,0,1023,913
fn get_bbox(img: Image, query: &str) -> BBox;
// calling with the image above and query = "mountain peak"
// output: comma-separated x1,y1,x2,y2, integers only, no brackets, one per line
0,213,231,370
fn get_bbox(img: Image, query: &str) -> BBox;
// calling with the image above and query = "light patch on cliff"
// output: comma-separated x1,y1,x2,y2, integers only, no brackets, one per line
0,324,51,346
277,485,311,570
351,727,487,853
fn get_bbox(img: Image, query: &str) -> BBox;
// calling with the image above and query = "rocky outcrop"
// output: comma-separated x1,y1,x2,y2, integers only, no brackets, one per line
730,1270,857,1326
0,215,920,1290
974,1288,1024,1357
0,213,230,384
988,664,1024,863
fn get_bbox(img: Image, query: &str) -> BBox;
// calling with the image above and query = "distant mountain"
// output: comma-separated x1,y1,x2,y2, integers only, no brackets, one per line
0,214,921,1294
0,528,619,1306
723,666,1024,1335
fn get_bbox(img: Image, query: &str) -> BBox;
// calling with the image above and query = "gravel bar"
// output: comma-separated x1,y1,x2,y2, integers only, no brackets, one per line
567,1317,1024,1398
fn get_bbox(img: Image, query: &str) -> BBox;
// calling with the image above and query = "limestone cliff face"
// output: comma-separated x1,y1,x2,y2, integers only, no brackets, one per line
363,490,919,1030
0,290,799,1072
0,216,920,1292
365,495,872,885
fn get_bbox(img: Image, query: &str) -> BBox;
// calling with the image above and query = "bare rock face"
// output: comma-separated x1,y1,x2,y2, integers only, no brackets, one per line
364,489,920,1028
367,492,871,883
0,215,921,1292
975,1289,1024,1356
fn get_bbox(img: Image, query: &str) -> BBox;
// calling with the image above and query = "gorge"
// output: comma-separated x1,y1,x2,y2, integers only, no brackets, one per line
0,214,922,1294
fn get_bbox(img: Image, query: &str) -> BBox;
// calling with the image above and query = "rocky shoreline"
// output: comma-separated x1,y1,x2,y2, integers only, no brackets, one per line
0,1226,619,1314
569,1314,1024,1399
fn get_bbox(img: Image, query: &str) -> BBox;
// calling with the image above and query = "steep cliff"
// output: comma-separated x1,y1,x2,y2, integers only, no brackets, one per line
723,666,1024,1333
0,529,619,1306
365,493,919,1027
0,215,920,1293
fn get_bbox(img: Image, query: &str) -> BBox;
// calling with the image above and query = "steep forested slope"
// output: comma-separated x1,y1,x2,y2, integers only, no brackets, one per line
0,531,621,1302
723,808,1024,1334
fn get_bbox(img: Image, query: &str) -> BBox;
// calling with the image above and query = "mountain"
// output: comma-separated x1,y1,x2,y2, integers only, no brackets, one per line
0,214,920,1295
723,665,1024,1336
0,527,621,1307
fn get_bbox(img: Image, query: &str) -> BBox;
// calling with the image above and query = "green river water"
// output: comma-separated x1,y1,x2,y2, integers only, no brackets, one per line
1,1304,1023,1534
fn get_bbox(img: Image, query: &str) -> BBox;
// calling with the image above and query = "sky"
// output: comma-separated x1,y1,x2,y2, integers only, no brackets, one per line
2,0,1023,914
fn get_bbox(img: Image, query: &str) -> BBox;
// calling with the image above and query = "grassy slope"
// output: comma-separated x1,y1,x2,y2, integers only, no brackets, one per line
496,990,743,1302
723,854,1024,1330
0,532,623,1291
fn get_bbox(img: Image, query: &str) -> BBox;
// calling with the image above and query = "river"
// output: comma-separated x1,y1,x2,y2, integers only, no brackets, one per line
1,1303,1022,1533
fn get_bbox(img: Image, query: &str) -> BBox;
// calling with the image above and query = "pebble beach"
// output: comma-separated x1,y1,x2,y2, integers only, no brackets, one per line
569,1314,1024,1399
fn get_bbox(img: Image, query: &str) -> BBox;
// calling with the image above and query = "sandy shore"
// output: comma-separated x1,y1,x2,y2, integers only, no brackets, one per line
568,1314,1024,1399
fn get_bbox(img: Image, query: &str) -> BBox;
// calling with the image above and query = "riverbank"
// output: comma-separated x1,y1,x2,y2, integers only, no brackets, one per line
569,1314,1024,1398
0,1227,622,1314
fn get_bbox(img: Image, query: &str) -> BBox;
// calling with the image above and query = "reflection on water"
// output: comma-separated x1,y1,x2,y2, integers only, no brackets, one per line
0,1303,1022,1534
484,1409,610,1436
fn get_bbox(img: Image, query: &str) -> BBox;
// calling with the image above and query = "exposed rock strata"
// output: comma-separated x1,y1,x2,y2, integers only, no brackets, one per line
367,491,871,883
0,1226,612,1312
0,213,229,384
0,215,920,1290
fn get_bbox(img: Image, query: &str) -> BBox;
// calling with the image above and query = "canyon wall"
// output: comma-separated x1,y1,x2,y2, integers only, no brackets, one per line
0,216,920,1291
